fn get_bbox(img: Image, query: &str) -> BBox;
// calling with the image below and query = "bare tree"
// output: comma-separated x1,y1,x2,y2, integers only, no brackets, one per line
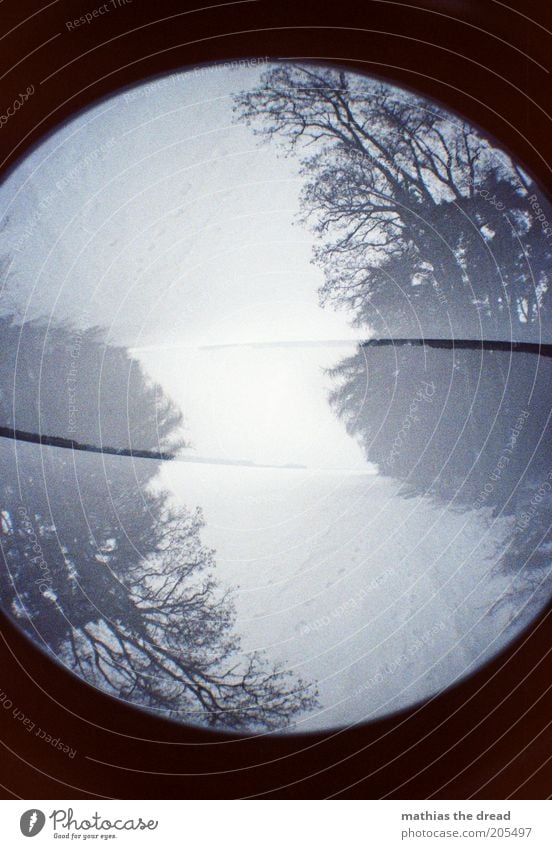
235,64,552,338
61,497,317,730
0,319,317,731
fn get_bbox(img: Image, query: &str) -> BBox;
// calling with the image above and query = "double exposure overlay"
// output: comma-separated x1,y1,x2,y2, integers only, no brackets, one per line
0,63,551,732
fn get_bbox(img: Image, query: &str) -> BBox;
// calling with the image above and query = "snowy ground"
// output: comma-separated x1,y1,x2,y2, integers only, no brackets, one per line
156,460,527,733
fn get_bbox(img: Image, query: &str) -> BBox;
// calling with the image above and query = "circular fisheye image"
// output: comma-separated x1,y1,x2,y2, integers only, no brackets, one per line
0,61,551,734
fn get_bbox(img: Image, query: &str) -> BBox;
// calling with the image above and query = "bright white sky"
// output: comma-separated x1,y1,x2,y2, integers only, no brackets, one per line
0,64,370,469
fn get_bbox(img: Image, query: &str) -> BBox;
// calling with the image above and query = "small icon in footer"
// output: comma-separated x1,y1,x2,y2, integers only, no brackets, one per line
20,810,46,837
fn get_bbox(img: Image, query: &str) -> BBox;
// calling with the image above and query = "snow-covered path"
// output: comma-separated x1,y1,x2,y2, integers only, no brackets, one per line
157,462,522,731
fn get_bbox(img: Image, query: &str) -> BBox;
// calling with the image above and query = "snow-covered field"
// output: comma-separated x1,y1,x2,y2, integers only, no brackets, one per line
156,460,525,732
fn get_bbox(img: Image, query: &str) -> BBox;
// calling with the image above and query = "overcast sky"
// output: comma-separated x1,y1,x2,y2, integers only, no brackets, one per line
0,64,369,469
